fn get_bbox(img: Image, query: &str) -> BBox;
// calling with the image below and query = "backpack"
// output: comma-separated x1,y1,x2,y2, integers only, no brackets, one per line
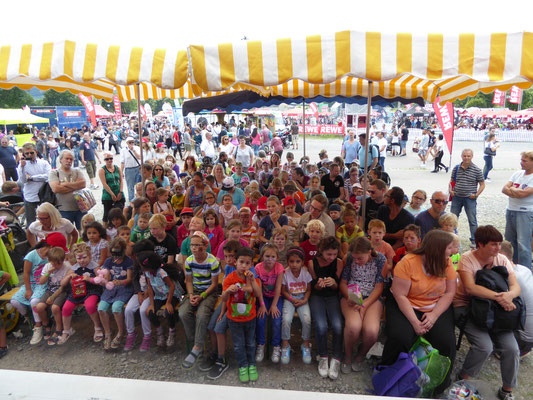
469,265,526,331
372,352,423,397
38,171,59,206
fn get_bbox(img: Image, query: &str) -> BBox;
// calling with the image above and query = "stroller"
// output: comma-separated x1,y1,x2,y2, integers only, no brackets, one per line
0,206,30,274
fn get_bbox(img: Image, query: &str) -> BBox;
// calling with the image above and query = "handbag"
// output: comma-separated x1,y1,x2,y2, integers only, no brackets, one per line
73,189,97,212
409,336,451,397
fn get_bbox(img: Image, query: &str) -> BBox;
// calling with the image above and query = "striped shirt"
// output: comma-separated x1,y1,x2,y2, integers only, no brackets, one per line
451,163,483,197
185,253,220,292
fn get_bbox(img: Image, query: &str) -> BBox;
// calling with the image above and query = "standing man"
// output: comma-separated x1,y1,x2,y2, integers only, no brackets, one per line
357,133,379,175
200,132,216,162
0,136,19,181
16,143,51,225
377,131,388,171
400,124,409,156
449,149,485,247
290,121,299,150
502,150,533,269
79,132,101,190
120,137,141,202
49,150,87,229
341,128,360,167
359,179,387,232
320,163,345,204
414,191,448,239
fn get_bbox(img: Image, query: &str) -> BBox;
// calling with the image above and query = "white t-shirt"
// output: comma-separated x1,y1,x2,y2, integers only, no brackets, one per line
219,143,235,155
377,138,388,158
514,264,533,341
282,267,312,300
506,170,533,212
200,140,216,158
41,261,73,292
28,219,76,243
0,163,4,186
234,146,254,169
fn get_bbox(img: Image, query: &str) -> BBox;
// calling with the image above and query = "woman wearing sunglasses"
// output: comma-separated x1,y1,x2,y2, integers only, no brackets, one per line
98,152,125,226
152,163,170,188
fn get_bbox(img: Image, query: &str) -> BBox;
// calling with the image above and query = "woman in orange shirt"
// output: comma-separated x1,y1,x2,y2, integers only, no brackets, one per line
381,230,457,394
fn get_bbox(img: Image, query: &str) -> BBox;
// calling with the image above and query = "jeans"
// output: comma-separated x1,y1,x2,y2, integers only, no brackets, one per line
178,292,217,348
483,155,493,180
124,167,139,202
256,296,283,346
309,294,344,359
400,140,407,152
73,147,80,168
451,195,478,244
228,318,256,368
252,144,260,155
505,209,533,269
281,299,312,341
24,201,40,226
59,210,86,230
378,156,386,171
4,167,18,181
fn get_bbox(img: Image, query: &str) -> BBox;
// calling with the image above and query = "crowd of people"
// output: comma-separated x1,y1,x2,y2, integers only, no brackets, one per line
0,117,532,400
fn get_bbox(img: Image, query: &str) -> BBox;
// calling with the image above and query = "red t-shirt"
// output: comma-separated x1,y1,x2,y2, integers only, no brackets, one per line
300,240,318,265
176,224,189,249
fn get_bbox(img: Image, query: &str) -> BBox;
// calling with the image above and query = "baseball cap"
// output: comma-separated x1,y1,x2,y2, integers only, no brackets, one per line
180,207,194,216
248,167,255,173
283,196,296,207
44,232,68,252
125,137,135,142
257,196,268,212
241,176,250,184
222,177,235,191
329,204,342,212
156,143,166,148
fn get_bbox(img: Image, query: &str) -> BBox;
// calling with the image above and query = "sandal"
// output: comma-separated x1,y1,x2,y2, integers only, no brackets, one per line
103,335,112,350
47,330,62,346
111,334,123,349
43,324,52,341
93,327,104,343
57,328,75,345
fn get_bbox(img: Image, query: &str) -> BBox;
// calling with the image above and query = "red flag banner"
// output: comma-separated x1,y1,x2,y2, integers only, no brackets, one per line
78,94,96,126
139,104,147,121
308,102,319,119
509,86,523,104
492,90,506,106
433,97,454,154
113,95,122,120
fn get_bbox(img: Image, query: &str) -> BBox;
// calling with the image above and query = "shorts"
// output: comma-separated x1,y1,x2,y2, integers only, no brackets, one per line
98,300,126,313
40,290,67,307
85,160,96,178
185,144,192,152
207,304,229,334
419,149,427,156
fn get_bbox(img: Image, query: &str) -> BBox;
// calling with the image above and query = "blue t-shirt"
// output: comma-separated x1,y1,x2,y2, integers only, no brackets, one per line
0,146,18,168
414,210,444,239
259,214,288,240
342,140,360,164
145,268,180,300
80,140,96,161
358,144,379,168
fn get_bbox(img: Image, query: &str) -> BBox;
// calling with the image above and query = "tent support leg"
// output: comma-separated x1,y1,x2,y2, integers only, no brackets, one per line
361,81,373,232
136,84,145,198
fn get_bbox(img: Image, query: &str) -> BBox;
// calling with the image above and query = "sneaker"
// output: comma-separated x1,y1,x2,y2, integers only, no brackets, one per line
352,358,364,372
301,345,312,365
239,366,249,383
166,328,175,348
485,178,492,183
156,328,165,347
318,357,329,378
281,346,291,364
0,347,7,359
30,326,43,345
207,358,229,380
271,346,281,363
341,362,351,374
199,352,217,372
140,335,151,352
124,332,136,351
255,344,265,362
248,365,258,381
497,387,515,400
328,358,341,380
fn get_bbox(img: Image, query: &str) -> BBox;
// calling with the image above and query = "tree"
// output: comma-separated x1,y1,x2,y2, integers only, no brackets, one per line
0,87,35,108
41,89,83,106
464,97,488,108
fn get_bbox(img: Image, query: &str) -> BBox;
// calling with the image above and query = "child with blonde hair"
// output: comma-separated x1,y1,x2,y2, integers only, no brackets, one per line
336,204,364,258
300,219,326,265
439,214,460,269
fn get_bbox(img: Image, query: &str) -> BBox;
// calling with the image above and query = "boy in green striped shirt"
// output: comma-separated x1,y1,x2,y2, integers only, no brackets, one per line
179,231,220,369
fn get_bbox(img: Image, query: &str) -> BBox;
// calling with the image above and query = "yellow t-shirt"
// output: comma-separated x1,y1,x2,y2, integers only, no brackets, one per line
335,224,364,243
394,253,456,311
171,194,185,212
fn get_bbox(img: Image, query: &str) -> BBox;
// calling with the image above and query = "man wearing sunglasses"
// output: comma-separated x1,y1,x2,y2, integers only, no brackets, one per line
414,191,449,239
16,143,51,225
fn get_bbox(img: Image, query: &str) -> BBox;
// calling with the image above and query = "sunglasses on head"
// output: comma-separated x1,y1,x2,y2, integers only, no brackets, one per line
432,199,448,205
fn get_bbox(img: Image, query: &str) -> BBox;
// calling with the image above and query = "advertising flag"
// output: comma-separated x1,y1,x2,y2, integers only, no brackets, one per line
309,102,319,119
78,94,96,126
139,104,147,121
433,97,454,154
143,103,153,119
509,86,523,104
113,95,122,120
492,90,506,106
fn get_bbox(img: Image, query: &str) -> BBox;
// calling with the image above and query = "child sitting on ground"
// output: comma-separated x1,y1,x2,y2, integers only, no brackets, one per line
392,224,421,267
215,220,250,266
336,203,364,259
106,208,127,240
204,209,224,256
280,247,312,365
202,190,220,215
117,225,134,257
282,196,301,244
219,194,239,227
83,221,109,268
328,204,343,229
35,247,72,345
148,214,178,265
171,183,185,216
271,228,290,266
257,196,288,245
222,246,263,383
130,211,151,243
179,216,212,264
300,219,326,265
367,219,394,277
239,207,256,249
438,213,461,269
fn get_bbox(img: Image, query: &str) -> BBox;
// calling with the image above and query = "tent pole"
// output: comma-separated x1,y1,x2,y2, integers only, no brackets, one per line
136,84,145,198
302,99,306,158
361,81,373,233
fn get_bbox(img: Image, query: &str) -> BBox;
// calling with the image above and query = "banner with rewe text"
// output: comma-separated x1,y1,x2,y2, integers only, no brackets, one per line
78,94,96,126
113,95,122,120
492,90,506,106
433,97,454,154
298,125,344,135
509,86,523,104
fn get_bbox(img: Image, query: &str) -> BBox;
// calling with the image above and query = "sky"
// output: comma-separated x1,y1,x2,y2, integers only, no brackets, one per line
3,0,533,48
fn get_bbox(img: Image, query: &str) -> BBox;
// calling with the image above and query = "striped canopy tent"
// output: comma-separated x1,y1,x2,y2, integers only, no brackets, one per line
188,31,533,104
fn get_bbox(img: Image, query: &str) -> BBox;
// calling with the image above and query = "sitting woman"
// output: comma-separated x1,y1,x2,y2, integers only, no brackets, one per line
381,230,457,395
453,225,520,400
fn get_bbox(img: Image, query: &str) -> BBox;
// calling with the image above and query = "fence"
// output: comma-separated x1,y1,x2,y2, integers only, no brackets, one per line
406,128,533,142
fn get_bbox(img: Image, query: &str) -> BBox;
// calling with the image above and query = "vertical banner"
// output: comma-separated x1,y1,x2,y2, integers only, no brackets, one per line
139,104,147,121
143,103,153,119
309,102,319,119
509,86,523,104
433,97,454,154
112,95,122,120
78,94,96,126
492,89,506,106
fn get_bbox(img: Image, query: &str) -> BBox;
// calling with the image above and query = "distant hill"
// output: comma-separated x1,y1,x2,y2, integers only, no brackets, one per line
28,88,44,99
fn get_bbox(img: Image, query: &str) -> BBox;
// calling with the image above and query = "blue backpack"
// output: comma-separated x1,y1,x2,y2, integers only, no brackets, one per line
372,352,423,397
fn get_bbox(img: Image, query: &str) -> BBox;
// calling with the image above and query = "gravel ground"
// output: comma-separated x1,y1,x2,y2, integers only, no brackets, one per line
2,137,532,399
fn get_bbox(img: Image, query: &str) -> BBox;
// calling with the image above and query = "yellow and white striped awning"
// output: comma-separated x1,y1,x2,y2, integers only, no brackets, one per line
0,40,189,101
189,31,533,103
